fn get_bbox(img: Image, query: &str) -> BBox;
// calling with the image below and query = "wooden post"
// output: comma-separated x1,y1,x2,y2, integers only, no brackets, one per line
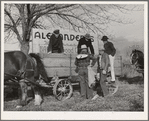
69,54,72,79
120,56,123,76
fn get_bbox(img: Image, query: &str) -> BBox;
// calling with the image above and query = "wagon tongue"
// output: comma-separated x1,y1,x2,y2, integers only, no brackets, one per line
37,79,49,87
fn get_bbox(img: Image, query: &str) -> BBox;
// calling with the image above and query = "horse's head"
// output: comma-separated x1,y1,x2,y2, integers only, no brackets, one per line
130,49,138,65
130,49,144,69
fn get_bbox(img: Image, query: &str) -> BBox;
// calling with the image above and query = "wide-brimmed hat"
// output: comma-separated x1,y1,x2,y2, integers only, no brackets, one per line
53,29,60,34
101,36,109,41
84,33,91,39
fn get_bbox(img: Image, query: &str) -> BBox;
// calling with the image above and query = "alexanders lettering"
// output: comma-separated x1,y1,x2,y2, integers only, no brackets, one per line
34,31,94,42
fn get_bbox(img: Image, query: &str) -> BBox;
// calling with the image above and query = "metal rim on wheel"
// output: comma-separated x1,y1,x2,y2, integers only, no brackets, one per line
107,81,119,95
53,79,73,101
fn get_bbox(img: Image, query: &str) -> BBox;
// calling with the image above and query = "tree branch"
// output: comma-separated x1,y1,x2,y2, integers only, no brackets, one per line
4,8,22,43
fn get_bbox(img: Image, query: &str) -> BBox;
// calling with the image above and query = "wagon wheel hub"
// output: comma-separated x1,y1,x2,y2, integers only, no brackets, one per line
58,87,66,92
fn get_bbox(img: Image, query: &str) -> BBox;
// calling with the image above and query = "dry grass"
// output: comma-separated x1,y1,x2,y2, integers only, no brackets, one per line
4,77,144,111
122,64,142,78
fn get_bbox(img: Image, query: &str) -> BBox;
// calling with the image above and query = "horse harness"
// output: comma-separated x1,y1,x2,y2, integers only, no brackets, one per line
20,55,37,78
5,55,37,80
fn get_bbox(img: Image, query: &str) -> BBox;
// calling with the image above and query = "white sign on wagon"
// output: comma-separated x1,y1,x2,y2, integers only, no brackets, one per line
30,28,99,54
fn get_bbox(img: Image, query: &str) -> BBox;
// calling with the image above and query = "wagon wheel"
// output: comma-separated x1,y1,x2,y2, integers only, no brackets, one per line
53,79,73,101
106,77,119,95
106,82,119,95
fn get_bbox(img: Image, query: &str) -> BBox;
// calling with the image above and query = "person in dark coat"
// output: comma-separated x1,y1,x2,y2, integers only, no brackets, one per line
101,36,116,84
75,44,96,99
77,33,95,55
47,29,64,53
92,49,110,100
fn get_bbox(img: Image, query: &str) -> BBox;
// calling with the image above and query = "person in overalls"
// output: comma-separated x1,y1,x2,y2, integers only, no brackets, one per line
92,49,110,100
75,44,96,99
47,29,64,53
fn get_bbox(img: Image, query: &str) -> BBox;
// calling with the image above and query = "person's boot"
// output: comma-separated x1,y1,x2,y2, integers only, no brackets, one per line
91,94,99,100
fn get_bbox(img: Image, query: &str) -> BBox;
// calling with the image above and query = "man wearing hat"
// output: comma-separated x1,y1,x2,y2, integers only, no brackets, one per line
75,44,96,99
101,35,116,85
92,49,110,100
47,29,64,53
77,33,95,55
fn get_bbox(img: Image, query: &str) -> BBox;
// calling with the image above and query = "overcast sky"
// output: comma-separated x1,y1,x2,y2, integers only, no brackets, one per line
109,8,144,42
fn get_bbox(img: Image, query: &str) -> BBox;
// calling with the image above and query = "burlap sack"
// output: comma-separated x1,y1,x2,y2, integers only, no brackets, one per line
88,66,96,88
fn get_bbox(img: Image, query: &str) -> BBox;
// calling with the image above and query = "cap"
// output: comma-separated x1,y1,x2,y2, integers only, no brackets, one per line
101,36,109,41
53,29,60,34
84,33,91,39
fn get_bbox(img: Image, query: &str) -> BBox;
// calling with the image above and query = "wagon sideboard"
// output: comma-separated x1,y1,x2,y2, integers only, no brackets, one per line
39,53,122,78
32,29,122,79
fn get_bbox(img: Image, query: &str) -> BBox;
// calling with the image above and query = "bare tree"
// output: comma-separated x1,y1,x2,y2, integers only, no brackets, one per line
4,3,142,54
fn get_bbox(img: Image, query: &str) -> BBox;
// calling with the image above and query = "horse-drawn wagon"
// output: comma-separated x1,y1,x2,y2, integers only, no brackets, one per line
4,51,121,106
4,29,122,107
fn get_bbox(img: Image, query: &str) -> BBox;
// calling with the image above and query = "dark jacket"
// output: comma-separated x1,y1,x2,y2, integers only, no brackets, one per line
47,34,64,53
77,37,95,55
104,41,116,56
97,53,110,73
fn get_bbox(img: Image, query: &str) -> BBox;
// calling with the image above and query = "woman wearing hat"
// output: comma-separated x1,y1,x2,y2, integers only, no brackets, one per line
101,36,116,85
75,44,96,99
47,29,64,53
77,33,95,55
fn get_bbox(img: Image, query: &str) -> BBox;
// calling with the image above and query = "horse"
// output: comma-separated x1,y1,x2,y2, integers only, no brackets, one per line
4,51,49,108
130,49,144,75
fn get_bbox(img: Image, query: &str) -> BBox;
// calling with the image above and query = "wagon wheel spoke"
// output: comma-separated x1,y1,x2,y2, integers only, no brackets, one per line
58,81,63,88
57,89,69,98
65,88,70,91
63,91,66,96
59,81,63,87
57,81,61,87
57,84,62,88
58,95,62,100
57,91,63,100
64,80,67,86
57,92,61,97
64,89,70,95
64,81,69,88
65,88,70,95
64,83,69,88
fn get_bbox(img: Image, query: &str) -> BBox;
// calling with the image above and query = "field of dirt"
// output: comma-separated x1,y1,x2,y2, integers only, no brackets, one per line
4,76,144,111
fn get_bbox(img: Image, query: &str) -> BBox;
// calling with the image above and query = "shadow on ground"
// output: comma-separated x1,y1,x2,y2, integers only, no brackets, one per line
118,76,143,84
4,82,80,102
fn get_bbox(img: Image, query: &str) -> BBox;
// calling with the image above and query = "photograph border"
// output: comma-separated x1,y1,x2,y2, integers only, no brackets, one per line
1,1,148,120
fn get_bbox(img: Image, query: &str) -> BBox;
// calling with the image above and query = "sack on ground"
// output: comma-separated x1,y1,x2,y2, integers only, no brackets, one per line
88,66,96,88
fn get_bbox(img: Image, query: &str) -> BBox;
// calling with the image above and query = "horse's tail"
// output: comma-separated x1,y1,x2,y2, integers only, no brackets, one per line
29,53,49,83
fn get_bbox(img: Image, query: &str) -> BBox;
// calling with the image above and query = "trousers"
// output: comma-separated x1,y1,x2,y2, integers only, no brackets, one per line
78,69,93,99
96,72,109,97
109,55,115,81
